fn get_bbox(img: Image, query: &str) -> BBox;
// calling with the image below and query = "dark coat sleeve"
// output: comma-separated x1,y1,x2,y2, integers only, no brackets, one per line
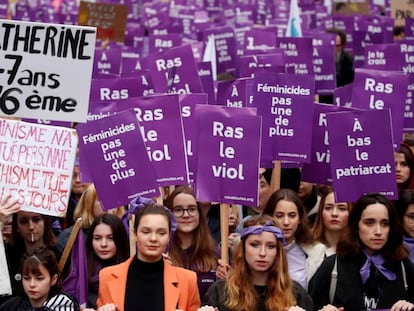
292,281,314,310
308,255,337,311
202,280,228,311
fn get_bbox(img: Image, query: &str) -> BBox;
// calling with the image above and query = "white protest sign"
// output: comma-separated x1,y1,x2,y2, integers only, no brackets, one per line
0,236,11,296
0,20,96,122
0,118,78,217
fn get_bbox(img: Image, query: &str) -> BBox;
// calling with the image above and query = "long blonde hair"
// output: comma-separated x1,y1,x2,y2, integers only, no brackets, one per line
225,215,296,311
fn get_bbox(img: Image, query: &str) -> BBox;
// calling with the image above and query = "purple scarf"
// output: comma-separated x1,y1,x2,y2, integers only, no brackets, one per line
360,250,396,284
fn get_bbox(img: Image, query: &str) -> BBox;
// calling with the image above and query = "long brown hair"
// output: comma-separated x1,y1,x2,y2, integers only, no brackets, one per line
262,188,313,245
225,215,296,311
166,186,217,272
312,187,352,245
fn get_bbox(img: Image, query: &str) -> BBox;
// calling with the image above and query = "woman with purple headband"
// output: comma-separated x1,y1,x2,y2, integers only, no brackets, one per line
201,215,313,311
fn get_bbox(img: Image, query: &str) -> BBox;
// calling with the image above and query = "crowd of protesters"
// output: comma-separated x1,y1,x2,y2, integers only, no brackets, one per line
2,0,414,310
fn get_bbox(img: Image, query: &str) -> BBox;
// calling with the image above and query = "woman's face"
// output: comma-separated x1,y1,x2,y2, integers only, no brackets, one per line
136,214,170,262
23,264,57,308
273,200,300,244
395,152,411,185
16,212,45,246
403,204,414,238
92,223,117,261
172,193,199,234
244,232,277,274
322,193,349,232
358,203,390,255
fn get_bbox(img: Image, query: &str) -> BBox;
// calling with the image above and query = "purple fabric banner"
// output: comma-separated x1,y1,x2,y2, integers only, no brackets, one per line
327,109,397,202
76,109,159,210
277,37,314,76
253,72,315,167
178,93,208,187
147,44,203,94
195,105,260,206
351,68,409,147
216,78,251,107
302,104,351,185
115,94,189,186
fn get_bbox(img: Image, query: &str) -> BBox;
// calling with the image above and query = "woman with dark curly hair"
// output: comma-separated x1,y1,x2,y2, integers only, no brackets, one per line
309,193,414,311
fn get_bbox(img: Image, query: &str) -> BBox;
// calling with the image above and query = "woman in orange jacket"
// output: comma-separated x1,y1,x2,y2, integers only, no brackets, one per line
95,202,201,311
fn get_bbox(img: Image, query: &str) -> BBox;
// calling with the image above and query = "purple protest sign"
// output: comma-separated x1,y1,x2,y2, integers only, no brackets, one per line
253,72,315,167
277,37,314,75
302,104,351,185
147,44,203,94
243,29,276,55
216,78,251,107
306,32,336,94
351,68,409,147
148,34,183,54
352,30,384,68
76,109,159,210
195,105,260,206
87,101,117,122
178,93,208,187
334,83,353,107
238,52,285,78
197,61,216,105
363,43,402,70
327,109,397,202
93,47,122,77
201,26,237,76
0,0,7,18
400,40,414,132
115,94,189,186
89,77,143,102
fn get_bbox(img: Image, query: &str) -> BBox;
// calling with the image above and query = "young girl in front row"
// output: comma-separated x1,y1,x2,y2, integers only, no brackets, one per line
0,247,79,311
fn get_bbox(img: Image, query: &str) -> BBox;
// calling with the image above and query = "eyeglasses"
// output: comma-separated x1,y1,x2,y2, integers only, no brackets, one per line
405,213,414,224
172,206,199,218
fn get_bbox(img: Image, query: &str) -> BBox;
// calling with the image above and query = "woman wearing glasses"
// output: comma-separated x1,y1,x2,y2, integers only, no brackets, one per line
166,186,219,300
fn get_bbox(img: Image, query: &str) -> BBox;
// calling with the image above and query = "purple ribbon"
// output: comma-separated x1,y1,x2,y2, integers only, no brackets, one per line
360,250,396,284
240,221,286,245
121,196,177,252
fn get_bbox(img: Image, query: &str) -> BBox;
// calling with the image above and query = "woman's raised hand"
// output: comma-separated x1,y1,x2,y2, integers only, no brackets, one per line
0,194,20,225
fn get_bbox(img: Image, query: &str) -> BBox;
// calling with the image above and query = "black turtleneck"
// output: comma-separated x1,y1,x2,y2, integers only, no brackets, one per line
124,257,164,311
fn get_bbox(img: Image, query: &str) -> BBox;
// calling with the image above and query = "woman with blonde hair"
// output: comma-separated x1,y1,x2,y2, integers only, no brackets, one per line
201,215,312,311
